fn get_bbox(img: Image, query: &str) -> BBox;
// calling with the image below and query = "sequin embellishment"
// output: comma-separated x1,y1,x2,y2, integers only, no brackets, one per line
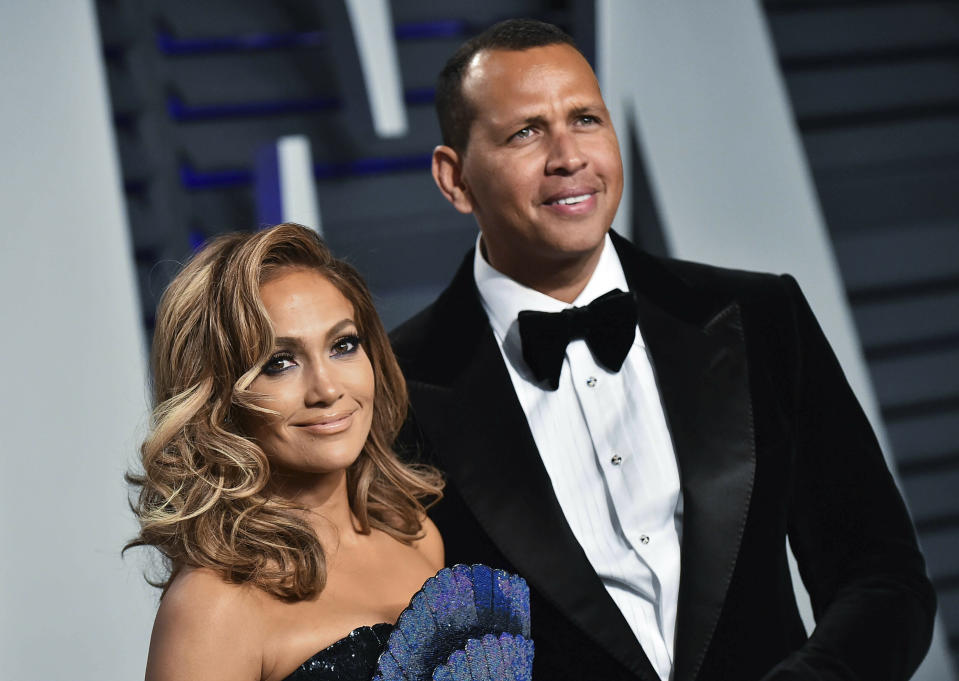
282,622,392,681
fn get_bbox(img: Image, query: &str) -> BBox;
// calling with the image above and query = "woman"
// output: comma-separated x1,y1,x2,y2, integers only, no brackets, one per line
127,224,448,681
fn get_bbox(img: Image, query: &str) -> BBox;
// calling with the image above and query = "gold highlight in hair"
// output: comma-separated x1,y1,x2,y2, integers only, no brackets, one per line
125,223,442,600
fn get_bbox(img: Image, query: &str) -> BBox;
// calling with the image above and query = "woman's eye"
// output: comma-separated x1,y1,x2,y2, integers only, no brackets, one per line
262,353,296,375
331,334,362,357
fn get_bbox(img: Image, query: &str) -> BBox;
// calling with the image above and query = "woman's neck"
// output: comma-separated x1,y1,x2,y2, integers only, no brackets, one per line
269,468,362,549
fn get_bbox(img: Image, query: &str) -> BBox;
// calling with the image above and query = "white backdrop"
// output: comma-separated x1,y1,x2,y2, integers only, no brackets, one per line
0,2,156,679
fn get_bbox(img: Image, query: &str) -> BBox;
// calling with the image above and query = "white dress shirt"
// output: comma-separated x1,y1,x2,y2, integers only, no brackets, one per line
474,234,683,681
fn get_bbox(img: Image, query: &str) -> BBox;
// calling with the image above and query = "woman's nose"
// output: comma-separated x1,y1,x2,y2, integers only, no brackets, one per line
304,363,343,406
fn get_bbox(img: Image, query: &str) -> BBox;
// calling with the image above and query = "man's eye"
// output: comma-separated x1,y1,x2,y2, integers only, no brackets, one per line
511,127,533,141
332,334,362,357
262,353,296,375
577,115,599,126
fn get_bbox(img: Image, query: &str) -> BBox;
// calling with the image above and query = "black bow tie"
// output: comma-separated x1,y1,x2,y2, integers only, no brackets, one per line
517,289,637,391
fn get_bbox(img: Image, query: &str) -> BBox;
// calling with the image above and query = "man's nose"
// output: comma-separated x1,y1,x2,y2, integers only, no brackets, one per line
545,131,587,175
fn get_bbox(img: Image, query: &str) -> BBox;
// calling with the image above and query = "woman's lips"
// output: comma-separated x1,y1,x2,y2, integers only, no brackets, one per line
296,411,355,435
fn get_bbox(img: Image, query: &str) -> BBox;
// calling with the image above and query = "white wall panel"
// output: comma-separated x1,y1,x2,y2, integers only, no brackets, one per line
0,2,155,678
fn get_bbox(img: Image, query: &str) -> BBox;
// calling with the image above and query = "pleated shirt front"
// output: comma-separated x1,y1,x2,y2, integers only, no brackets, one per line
474,234,683,681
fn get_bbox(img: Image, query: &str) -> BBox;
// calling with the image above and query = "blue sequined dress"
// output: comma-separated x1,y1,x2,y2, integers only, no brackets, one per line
282,564,533,681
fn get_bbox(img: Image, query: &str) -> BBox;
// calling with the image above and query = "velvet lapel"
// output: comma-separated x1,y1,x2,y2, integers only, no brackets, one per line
614,236,757,681
405,253,660,681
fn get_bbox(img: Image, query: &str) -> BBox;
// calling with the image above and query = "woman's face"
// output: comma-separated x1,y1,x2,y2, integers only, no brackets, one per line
245,267,375,477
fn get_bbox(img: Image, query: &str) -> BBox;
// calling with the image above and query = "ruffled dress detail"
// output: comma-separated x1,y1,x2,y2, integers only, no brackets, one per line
282,564,533,681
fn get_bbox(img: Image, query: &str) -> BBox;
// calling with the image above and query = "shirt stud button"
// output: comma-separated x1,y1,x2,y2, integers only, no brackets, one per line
586,376,598,387
639,534,650,544
610,454,622,465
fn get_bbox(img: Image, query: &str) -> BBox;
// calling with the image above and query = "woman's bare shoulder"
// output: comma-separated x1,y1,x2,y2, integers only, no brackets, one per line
414,514,445,570
145,568,266,681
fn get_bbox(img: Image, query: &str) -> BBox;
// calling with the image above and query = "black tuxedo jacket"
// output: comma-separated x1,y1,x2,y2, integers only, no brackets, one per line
390,234,935,681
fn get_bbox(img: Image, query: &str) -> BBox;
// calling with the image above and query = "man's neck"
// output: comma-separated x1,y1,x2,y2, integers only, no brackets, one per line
480,239,604,304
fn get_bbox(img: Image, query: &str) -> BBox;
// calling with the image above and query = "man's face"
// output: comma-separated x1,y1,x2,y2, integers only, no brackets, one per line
451,44,623,283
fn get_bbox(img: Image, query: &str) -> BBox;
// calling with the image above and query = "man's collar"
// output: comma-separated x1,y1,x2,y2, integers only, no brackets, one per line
473,232,642,351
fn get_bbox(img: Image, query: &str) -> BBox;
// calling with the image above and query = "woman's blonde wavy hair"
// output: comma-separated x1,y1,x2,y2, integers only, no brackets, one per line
125,223,442,600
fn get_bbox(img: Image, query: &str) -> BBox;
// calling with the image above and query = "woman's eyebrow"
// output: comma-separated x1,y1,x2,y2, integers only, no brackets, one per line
272,320,355,349
327,319,356,338
273,336,304,350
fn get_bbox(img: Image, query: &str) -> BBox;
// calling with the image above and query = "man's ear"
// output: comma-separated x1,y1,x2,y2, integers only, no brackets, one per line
432,145,473,215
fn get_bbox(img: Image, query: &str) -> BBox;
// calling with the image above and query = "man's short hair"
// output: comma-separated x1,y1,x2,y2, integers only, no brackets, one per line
435,18,582,153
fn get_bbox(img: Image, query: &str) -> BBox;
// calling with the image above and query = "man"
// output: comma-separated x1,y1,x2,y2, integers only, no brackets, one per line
391,19,935,681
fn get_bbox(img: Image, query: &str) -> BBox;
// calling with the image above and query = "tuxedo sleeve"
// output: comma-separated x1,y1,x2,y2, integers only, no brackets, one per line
761,275,937,681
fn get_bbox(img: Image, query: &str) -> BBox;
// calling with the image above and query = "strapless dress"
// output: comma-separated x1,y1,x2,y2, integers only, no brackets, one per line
281,564,533,681
283,623,392,681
